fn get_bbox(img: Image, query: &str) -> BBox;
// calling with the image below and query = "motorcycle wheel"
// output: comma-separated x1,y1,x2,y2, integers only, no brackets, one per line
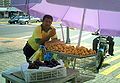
96,48,105,73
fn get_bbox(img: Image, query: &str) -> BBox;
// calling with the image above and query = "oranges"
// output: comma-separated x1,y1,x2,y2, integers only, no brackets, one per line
45,40,96,57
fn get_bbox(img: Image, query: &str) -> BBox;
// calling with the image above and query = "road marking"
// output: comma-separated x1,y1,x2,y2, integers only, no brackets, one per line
16,35,31,39
56,28,66,32
0,22,7,24
81,35,93,41
70,32,90,39
0,37,18,40
116,74,120,78
71,34,93,43
103,54,120,64
103,50,120,63
100,62,120,75
0,35,31,40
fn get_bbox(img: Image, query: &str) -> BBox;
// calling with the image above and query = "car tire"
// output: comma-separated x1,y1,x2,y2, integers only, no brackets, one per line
14,21,17,24
20,23,22,25
9,22,12,24
25,21,29,24
36,20,40,23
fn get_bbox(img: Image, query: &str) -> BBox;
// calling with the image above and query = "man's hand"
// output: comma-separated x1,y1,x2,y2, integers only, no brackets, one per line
49,28,56,37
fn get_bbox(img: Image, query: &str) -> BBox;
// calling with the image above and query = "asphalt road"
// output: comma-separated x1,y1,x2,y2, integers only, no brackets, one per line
0,24,120,50
0,24,35,38
0,24,93,43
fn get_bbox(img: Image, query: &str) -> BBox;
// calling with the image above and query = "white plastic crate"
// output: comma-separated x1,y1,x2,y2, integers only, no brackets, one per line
21,60,67,82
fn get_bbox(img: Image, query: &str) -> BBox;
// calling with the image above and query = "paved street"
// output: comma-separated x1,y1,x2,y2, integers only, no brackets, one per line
0,39,27,83
0,24,120,83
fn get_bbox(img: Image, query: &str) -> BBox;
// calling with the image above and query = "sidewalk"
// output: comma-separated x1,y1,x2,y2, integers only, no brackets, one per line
0,18,9,24
0,37,120,83
0,39,27,83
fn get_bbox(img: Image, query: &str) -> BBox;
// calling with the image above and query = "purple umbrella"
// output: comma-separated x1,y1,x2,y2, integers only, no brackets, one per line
29,0,69,21
11,0,42,14
46,0,120,37
47,0,120,12
29,0,97,31
29,0,101,45
12,0,98,32
46,0,120,46
12,0,120,46
62,9,120,37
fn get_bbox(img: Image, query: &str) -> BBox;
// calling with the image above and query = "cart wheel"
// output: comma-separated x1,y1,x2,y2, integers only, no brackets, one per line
96,48,105,72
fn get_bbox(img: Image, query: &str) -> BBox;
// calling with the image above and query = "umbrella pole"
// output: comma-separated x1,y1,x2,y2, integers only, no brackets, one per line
26,0,30,20
60,24,65,42
73,9,86,69
66,27,70,44
77,8,86,46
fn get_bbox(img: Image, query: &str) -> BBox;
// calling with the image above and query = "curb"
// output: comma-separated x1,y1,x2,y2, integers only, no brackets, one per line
0,22,7,24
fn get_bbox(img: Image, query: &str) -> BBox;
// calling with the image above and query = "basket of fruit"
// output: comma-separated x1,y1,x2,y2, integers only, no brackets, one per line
21,60,67,82
45,40,96,58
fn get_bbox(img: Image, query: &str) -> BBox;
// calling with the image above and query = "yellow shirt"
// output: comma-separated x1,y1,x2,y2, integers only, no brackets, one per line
28,25,57,51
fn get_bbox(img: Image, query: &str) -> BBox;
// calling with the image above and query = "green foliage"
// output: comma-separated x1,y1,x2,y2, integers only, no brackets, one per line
4,0,10,6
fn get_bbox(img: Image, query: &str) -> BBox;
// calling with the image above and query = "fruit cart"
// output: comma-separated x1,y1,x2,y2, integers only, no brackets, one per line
47,50,96,69
45,40,97,74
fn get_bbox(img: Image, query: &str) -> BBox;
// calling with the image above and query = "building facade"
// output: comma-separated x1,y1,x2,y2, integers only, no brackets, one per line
0,0,24,18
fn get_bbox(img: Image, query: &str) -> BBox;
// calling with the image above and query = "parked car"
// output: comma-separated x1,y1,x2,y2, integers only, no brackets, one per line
10,15,17,19
8,16,24,24
18,16,41,24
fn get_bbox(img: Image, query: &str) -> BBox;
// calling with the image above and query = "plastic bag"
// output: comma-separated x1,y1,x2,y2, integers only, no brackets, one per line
29,45,45,62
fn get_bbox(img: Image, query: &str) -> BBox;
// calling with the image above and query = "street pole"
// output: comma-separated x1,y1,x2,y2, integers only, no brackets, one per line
26,0,30,20
66,27,70,44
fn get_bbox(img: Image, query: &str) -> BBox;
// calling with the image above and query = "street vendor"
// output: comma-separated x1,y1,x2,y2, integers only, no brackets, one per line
23,15,57,63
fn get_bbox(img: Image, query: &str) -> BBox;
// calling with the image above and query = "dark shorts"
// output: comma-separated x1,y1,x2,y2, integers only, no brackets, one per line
23,42,36,59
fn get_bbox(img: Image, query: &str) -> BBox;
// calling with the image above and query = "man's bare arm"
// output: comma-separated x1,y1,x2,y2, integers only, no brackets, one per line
35,36,50,45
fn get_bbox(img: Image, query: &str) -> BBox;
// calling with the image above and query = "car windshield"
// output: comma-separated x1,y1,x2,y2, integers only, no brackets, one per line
24,16,29,19
14,16,24,19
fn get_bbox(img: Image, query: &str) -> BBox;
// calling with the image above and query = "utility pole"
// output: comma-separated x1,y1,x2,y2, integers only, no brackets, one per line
26,0,30,20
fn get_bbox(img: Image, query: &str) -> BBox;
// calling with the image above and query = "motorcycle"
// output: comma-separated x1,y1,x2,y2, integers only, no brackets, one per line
92,30,109,73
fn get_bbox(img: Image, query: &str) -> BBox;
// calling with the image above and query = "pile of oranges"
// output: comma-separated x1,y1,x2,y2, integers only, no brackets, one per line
45,40,96,57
